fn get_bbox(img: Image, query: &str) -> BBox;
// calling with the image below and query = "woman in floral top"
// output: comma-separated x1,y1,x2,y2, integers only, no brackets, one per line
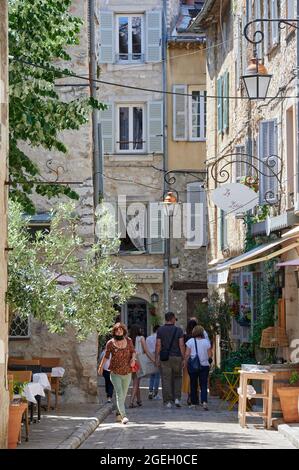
98,322,136,425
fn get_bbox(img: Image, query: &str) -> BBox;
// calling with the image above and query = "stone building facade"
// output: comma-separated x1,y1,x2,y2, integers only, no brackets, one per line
97,0,208,330
0,0,9,448
167,2,208,321
191,0,299,356
9,0,98,403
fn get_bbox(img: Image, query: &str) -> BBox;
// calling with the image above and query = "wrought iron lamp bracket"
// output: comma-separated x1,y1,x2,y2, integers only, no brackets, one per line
210,152,283,206
164,169,207,187
244,19,299,45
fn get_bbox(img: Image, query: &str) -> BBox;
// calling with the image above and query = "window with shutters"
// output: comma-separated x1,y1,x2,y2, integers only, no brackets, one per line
116,104,145,153
258,119,278,204
185,182,207,248
173,86,206,141
235,145,250,182
118,203,165,254
116,15,144,63
189,88,207,141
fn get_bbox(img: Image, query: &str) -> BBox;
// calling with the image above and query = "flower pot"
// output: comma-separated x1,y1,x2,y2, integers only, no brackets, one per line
8,403,27,449
277,387,299,423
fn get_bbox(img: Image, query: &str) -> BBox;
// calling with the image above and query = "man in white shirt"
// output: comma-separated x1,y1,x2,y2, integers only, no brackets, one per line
146,324,161,400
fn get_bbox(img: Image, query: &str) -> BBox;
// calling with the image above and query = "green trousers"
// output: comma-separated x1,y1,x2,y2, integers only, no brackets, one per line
110,372,132,418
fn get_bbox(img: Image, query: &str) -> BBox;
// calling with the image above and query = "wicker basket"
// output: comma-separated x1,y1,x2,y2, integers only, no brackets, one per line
260,326,289,348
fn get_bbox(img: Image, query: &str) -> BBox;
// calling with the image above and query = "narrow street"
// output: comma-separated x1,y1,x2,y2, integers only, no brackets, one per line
80,388,295,450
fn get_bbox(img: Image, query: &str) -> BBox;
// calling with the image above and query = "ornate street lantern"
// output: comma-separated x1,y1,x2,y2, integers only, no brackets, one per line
242,58,272,100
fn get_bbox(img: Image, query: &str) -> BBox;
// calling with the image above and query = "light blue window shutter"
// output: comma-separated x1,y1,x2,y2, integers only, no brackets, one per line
223,72,229,132
263,0,269,55
99,11,114,64
271,0,279,46
146,10,162,63
148,101,163,153
255,0,263,59
148,203,165,254
259,120,278,203
100,104,114,154
173,85,187,141
217,77,223,133
199,184,207,247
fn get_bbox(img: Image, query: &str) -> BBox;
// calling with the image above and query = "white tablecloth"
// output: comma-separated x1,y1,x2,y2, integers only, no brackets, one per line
22,382,45,404
51,367,65,378
32,373,51,391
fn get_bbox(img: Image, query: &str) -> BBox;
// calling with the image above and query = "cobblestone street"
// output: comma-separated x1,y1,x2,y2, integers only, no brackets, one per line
80,387,296,450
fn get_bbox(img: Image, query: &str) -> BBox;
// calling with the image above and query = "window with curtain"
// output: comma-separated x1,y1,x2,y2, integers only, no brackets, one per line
189,89,207,141
117,104,144,152
117,15,143,62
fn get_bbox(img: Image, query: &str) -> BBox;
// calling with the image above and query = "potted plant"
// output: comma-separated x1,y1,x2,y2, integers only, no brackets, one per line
277,372,299,423
209,367,224,398
8,381,28,449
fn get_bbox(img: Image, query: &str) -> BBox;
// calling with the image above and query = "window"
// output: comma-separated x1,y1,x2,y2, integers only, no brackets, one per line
235,145,251,182
220,210,228,251
116,15,143,63
117,104,145,152
118,203,165,254
189,89,207,141
9,315,30,339
173,85,206,141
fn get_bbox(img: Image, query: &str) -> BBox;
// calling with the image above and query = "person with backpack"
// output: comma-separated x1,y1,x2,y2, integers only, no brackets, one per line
184,325,212,410
155,312,185,408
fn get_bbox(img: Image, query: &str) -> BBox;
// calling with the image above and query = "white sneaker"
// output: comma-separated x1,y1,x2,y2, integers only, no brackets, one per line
153,394,162,400
202,402,209,411
165,402,172,409
189,404,196,409
175,399,181,408
122,416,129,424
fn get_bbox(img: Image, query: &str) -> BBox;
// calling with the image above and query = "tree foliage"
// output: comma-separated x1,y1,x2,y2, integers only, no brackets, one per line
9,0,104,213
7,201,136,340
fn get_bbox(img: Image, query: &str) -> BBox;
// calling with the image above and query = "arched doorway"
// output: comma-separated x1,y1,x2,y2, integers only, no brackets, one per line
122,297,148,336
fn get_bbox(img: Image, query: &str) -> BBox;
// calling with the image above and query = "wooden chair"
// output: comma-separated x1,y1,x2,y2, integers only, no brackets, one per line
8,370,31,442
33,357,61,411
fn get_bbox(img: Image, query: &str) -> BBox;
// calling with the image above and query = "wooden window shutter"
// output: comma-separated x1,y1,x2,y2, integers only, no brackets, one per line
259,120,278,203
148,203,165,254
99,11,114,64
217,77,223,133
223,72,229,132
173,85,187,141
146,10,162,63
100,104,114,154
148,101,163,153
271,0,279,46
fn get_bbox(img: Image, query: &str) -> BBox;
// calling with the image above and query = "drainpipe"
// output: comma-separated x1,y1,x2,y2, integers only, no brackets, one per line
163,0,169,313
88,0,101,210
297,0,299,205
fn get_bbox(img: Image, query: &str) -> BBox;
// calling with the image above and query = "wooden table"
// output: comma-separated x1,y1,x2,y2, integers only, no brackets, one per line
238,371,275,429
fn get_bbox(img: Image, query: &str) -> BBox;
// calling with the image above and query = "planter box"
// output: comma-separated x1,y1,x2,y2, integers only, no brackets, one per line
8,403,27,449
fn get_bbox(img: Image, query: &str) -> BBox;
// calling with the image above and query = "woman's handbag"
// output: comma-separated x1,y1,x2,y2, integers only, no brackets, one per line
135,337,158,377
187,338,201,374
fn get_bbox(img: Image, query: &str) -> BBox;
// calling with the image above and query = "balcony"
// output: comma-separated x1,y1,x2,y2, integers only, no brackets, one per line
251,210,299,236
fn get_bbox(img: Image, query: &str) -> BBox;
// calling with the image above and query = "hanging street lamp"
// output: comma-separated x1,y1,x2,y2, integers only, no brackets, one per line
242,58,272,100
242,18,299,100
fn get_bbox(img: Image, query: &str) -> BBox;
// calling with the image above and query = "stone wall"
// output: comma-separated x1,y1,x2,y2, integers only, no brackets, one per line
0,0,9,448
8,0,98,403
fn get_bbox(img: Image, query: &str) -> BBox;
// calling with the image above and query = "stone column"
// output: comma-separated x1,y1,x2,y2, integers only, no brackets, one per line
0,0,9,449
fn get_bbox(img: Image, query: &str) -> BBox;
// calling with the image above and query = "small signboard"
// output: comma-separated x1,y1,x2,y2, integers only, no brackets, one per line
211,183,259,214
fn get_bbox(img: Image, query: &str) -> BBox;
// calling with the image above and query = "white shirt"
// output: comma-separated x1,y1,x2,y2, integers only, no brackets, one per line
146,333,157,355
186,338,211,367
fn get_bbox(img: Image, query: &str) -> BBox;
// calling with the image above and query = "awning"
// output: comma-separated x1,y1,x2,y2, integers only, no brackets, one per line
208,231,299,285
276,258,299,267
